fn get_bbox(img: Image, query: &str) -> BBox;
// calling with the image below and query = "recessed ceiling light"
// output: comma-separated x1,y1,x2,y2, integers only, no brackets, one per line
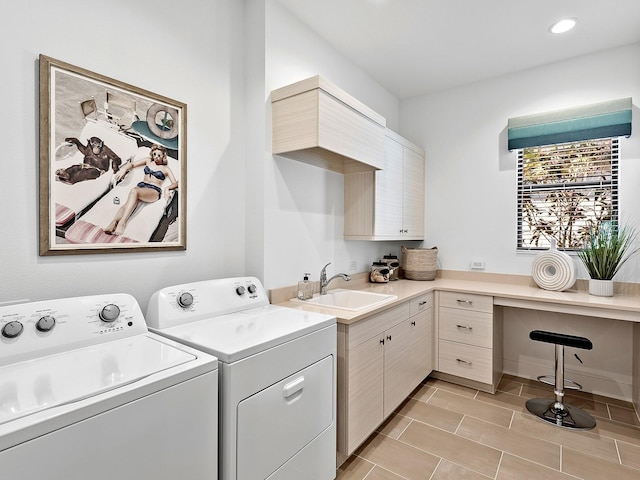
549,18,577,34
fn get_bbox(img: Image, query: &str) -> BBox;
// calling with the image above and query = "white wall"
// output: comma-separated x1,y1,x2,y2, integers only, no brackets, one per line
1,0,248,309
261,0,416,289
399,45,640,400
400,43,640,282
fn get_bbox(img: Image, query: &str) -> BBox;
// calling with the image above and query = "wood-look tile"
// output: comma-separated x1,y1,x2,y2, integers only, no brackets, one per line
356,432,440,480
609,405,640,427
376,412,412,439
408,382,437,402
335,455,374,480
457,416,560,469
496,453,575,480
425,378,478,398
618,440,640,471
592,417,640,447
475,389,528,413
510,412,619,463
496,377,524,396
398,419,502,477
396,397,463,433
364,466,407,480
428,389,513,428
562,446,640,480
430,459,491,480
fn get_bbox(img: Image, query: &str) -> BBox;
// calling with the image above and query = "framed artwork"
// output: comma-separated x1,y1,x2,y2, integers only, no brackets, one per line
39,54,187,255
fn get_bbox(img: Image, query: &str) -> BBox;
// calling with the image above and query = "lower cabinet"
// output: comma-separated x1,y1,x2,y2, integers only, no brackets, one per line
337,293,433,458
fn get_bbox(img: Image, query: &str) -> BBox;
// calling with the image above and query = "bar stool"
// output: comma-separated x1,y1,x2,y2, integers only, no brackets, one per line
525,330,596,430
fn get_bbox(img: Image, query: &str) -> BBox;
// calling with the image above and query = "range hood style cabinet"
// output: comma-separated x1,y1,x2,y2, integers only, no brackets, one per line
271,76,425,241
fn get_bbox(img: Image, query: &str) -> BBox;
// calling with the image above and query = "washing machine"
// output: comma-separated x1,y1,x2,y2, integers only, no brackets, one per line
145,277,337,480
0,293,218,480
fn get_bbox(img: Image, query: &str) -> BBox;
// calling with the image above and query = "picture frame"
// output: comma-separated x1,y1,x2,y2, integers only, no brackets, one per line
39,54,187,255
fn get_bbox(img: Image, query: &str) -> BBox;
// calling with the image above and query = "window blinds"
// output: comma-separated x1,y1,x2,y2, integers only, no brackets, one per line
508,98,632,151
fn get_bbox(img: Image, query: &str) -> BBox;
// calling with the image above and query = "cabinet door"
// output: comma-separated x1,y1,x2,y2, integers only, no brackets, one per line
409,307,433,385
374,135,403,237
347,336,384,454
383,318,414,417
402,146,425,238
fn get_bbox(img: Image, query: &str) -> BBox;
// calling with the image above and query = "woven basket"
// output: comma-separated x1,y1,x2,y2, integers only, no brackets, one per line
401,246,438,280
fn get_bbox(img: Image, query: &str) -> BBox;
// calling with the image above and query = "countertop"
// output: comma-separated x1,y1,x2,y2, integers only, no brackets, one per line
276,277,640,325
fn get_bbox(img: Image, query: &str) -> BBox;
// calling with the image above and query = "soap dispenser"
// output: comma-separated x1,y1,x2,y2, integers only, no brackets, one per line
297,273,313,300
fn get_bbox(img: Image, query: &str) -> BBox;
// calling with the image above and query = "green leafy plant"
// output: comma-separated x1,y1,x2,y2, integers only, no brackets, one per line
577,223,639,280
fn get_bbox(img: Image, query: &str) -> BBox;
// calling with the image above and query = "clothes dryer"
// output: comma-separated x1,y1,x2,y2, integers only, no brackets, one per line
146,277,337,480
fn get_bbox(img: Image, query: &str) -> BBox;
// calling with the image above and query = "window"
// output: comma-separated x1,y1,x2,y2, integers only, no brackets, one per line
517,138,619,250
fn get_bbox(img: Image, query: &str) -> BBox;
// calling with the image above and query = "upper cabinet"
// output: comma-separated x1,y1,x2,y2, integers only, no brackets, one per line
271,76,386,174
344,129,425,241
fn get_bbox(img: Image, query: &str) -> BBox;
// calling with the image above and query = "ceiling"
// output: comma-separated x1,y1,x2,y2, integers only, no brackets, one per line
276,0,640,100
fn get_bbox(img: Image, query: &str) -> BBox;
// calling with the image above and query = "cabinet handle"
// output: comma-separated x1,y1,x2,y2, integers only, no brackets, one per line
456,324,473,331
456,299,473,305
411,321,416,326
419,301,427,306
456,358,473,366
387,335,392,341
380,338,385,345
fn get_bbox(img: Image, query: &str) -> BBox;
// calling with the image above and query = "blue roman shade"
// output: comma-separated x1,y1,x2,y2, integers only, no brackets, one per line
508,98,632,150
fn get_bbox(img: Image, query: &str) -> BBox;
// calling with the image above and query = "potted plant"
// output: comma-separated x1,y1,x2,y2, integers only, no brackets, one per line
577,222,639,296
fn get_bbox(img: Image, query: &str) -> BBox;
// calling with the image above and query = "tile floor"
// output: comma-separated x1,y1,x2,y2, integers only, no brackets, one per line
336,374,640,480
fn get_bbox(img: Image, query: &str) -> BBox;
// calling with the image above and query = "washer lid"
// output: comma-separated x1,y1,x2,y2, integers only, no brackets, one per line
156,305,335,363
0,335,195,425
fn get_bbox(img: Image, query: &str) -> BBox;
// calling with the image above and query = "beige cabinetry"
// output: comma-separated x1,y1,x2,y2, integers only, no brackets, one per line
337,293,433,457
344,129,425,240
271,75,386,174
435,291,502,393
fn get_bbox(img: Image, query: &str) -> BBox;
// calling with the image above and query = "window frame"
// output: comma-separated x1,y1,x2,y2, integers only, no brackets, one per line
516,137,619,251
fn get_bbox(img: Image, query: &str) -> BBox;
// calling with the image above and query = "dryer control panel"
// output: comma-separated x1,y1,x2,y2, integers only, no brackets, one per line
0,293,147,366
146,277,270,329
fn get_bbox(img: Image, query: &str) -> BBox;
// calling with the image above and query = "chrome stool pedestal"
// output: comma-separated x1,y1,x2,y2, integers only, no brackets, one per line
525,330,596,430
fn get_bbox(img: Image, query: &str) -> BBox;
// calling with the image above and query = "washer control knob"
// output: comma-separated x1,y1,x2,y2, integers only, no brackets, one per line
177,292,194,308
248,284,257,294
36,315,56,332
235,286,246,296
2,321,24,339
99,304,121,323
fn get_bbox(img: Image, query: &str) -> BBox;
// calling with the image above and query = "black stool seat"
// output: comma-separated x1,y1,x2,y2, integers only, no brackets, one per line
526,329,596,430
530,330,593,350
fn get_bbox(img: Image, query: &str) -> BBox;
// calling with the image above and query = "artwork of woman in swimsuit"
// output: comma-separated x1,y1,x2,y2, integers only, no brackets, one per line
104,144,178,236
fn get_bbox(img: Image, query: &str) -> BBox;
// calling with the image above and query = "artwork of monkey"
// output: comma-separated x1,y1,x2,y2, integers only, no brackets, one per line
55,137,122,185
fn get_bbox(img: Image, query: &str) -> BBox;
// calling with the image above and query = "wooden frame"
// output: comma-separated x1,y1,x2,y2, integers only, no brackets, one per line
39,54,187,255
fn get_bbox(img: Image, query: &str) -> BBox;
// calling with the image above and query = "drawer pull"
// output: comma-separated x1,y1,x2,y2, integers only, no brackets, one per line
380,338,385,345
387,335,392,341
456,324,473,331
456,358,473,366
419,301,427,306
411,321,416,326
456,299,473,305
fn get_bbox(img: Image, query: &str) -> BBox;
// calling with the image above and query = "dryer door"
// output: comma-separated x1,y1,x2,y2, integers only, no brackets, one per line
236,355,333,480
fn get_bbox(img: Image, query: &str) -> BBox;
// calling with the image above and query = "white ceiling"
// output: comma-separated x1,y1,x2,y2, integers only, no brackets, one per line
276,0,640,100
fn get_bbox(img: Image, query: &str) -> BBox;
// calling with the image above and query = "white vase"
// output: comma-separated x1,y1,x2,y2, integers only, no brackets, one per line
531,240,576,291
588,279,614,297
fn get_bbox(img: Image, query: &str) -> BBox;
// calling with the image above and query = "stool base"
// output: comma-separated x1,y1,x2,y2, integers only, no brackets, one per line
526,398,596,430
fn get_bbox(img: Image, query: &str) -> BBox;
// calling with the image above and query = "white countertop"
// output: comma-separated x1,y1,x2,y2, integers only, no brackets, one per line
278,278,640,324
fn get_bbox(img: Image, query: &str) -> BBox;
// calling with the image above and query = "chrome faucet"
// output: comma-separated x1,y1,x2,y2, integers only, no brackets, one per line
320,262,351,295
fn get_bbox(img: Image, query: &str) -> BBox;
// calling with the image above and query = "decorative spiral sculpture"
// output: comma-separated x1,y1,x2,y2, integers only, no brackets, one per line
531,242,576,291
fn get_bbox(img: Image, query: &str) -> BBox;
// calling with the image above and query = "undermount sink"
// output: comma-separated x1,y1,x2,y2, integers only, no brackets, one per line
292,289,397,312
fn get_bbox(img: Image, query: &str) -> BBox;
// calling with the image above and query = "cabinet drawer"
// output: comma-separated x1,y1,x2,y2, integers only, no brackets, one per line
409,293,433,317
439,291,493,313
438,307,492,348
438,340,493,384
347,302,410,349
